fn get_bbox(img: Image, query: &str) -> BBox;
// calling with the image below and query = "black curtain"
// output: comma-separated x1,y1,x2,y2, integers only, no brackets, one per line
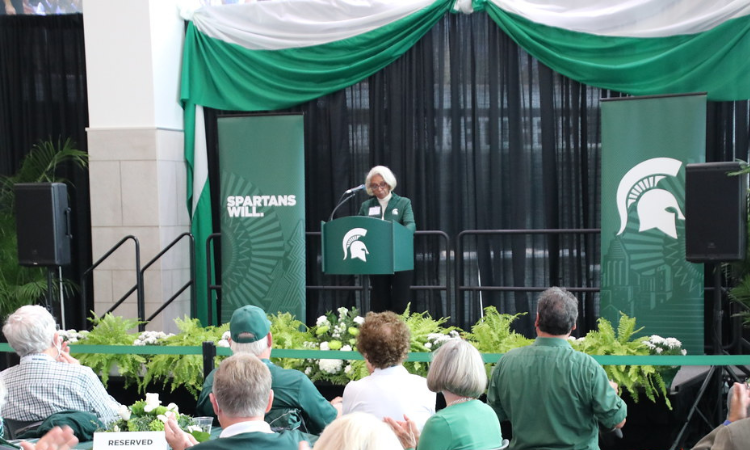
3,12,746,338
0,14,91,329
204,12,750,335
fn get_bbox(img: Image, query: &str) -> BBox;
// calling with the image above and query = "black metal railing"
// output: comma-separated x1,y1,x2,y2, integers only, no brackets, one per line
455,229,601,330
81,235,143,330
82,233,195,331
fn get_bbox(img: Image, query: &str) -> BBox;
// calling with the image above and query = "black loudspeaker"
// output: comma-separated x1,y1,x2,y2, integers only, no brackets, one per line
685,162,747,262
15,183,71,266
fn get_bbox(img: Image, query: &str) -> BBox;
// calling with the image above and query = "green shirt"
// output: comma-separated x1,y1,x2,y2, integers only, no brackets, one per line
358,192,416,231
190,429,314,450
417,400,503,450
196,359,337,435
487,337,627,450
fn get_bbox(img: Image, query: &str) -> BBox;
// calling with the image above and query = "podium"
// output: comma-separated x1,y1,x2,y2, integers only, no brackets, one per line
321,217,414,275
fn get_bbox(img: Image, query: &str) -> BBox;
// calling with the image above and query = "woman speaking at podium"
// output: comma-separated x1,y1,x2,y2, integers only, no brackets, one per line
358,166,416,313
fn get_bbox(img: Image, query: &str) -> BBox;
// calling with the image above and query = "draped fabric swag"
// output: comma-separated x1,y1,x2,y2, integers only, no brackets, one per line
181,0,750,332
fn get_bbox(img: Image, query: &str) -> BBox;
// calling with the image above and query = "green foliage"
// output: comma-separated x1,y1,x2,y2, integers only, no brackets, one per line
726,162,750,326
71,309,678,410
269,311,312,370
0,137,87,319
728,273,750,326
140,317,227,398
466,307,533,354
572,314,670,408
71,313,145,387
465,307,533,378
400,305,460,377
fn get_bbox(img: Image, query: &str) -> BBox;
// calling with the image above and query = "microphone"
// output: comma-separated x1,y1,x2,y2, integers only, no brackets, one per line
344,184,366,194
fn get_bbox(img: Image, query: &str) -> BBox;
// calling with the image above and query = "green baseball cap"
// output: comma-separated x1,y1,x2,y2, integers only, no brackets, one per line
230,305,271,343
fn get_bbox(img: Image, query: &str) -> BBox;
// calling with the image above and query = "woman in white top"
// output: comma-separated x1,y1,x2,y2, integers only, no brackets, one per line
342,311,435,430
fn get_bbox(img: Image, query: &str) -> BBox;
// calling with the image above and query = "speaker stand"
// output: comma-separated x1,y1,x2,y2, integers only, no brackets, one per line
45,267,54,313
44,266,65,329
670,263,737,449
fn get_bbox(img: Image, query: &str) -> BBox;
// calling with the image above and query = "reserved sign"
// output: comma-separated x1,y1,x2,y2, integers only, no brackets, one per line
93,431,167,450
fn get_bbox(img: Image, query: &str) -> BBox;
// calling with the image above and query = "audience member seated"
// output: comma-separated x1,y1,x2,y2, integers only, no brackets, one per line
312,412,402,450
0,305,120,427
691,382,750,450
487,287,627,450
196,305,340,434
0,379,78,450
385,339,505,450
342,311,435,430
165,353,316,450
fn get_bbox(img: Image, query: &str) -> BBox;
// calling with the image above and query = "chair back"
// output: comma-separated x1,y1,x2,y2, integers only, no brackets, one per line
3,418,43,440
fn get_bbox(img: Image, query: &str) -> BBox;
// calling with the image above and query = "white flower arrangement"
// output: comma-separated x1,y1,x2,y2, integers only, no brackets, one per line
58,329,89,343
108,393,192,433
133,330,174,346
643,335,687,356
302,307,364,383
318,359,344,374
426,330,461,351
217,330,231,348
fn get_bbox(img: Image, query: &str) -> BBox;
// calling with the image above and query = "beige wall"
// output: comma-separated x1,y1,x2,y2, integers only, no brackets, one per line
84,1,190,333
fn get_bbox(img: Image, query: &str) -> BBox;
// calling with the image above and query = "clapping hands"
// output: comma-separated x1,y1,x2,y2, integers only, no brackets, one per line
384,414,420,449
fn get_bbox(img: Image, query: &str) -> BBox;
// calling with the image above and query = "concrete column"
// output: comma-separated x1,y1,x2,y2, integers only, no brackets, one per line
84,0,190,333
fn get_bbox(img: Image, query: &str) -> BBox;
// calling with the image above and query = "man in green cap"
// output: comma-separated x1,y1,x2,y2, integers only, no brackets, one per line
196,305,341,435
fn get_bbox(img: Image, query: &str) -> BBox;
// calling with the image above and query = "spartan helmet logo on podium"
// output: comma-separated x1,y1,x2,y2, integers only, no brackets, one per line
342,228,369,262
616,157,685,239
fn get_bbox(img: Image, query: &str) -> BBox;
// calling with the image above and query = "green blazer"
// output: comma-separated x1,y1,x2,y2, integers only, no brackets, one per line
358,192,416,231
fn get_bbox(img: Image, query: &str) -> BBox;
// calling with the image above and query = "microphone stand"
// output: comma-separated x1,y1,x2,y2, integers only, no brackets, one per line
328,191,358,222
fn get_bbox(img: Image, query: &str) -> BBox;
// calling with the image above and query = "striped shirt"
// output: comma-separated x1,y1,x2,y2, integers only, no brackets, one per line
0,353,120,425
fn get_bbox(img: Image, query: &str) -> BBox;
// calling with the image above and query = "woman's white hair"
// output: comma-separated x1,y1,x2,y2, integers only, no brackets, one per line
2,305,56,357
364,166,397,196
315,412,402,450
427,338,487,398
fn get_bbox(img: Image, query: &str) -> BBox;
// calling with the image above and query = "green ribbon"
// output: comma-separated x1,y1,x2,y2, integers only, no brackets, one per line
1,343,746,366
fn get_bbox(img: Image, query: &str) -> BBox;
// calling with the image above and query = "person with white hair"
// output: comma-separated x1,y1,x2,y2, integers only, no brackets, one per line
165,354,316,450
385,339,505,450
0,305,120,426
196,305,340,434
358,165,416,313
313,412,402,450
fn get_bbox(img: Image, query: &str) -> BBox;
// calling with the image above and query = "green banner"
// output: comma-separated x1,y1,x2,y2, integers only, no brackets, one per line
218,114,306,323
600,94,705,355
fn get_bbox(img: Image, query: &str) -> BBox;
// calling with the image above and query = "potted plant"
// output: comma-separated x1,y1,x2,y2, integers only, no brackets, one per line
0,137,87,319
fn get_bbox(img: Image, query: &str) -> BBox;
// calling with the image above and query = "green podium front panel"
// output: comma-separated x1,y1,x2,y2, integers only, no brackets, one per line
322,217,414,275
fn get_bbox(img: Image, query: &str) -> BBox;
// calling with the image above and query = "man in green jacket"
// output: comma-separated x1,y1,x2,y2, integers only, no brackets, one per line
166,353,316,450
488,287,627,450
196,305,340,434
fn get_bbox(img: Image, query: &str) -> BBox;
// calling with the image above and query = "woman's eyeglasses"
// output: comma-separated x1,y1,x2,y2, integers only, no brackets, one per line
369,182,389,190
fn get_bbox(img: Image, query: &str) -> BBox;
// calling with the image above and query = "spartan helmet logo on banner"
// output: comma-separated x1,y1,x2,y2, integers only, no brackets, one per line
616,157,685,239
342,228,369,262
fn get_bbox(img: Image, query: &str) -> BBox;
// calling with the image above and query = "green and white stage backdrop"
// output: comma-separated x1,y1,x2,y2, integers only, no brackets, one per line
181,0,750,324
600,94,706,355
218,114,306,323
